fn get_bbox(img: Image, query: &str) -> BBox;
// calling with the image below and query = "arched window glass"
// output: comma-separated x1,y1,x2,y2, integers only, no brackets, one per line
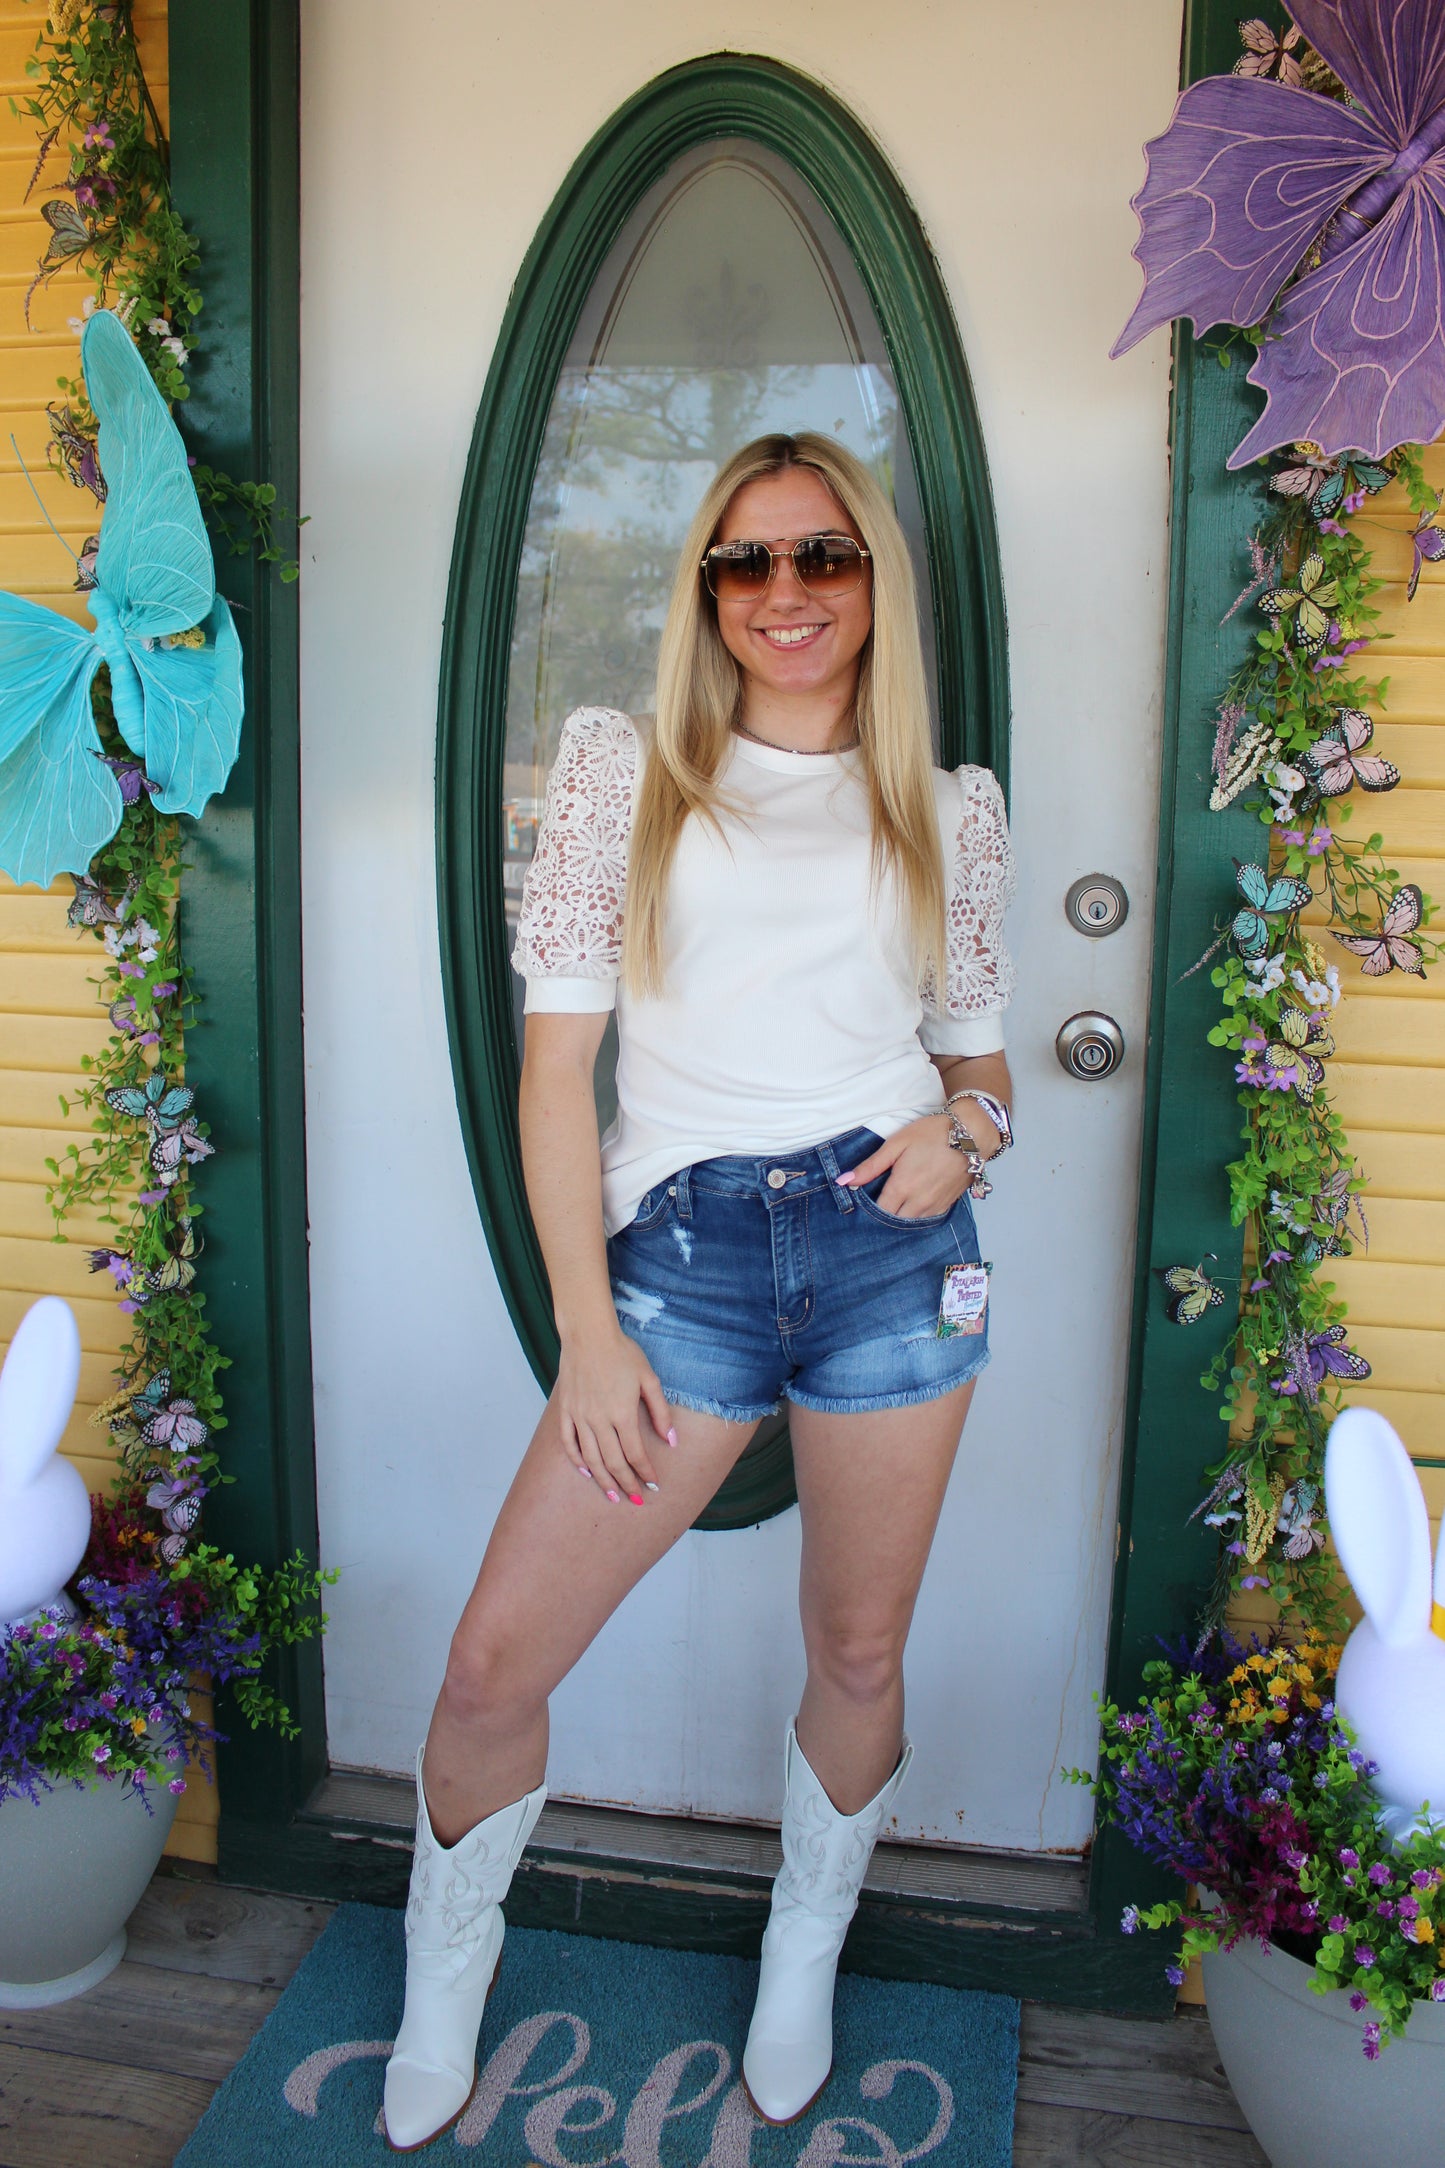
502,138,936,1113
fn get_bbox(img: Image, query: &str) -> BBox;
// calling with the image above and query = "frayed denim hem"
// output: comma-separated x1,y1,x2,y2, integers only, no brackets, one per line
785,1349,990,1415
662,1386,783,1425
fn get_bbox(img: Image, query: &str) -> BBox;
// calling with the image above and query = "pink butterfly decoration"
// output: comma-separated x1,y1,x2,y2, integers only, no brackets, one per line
1334,883,1427,976
1302,708,1401,795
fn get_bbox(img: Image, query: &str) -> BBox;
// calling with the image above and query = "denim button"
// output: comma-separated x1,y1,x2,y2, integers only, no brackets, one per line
766,1168,787,1189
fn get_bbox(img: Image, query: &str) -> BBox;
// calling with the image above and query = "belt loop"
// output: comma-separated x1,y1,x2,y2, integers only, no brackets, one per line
674,1164,693,1221
816,1137,854,1213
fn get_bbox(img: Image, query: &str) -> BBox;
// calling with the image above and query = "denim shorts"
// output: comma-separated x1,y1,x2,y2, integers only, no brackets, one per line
605,1126,991,1422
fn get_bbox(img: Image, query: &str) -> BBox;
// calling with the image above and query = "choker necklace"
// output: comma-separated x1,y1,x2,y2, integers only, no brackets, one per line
733,722,859,757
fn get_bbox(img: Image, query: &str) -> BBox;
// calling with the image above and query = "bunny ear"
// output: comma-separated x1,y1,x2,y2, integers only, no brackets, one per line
1325,1406,1433,1648
0,1296,82,1491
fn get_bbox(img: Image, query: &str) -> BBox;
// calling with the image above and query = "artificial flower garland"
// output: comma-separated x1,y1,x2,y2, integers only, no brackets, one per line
1,0,323,1805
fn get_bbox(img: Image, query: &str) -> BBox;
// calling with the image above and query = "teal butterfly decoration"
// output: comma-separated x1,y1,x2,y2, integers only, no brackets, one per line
0,308,243,886
1231,860,1313,959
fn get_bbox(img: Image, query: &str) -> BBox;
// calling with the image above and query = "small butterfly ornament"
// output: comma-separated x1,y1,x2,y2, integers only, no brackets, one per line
1232,860,1314,958
1302,708,1400,797
1262,1002,1335,1101
103,1073,215,1185
1233,17,1303,87
1260,552,1339,654
1334,883,1427,977
1159,1257,1227,1325
1408,496,1445,601
0,309,243,886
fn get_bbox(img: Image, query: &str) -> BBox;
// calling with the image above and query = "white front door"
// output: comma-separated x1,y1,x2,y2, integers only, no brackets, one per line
301,0,1182,1852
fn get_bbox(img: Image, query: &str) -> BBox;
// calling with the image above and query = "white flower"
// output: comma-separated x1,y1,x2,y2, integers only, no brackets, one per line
1246,954,1286,996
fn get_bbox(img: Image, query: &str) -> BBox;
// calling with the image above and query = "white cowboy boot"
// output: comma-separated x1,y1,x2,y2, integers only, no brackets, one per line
742,1723,913,2124
383,1746,547,2152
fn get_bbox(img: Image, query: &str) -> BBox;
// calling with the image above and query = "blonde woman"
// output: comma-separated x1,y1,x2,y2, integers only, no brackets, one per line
383,433,1016,2150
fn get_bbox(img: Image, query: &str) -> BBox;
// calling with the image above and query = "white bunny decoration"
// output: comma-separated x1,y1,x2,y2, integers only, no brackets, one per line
1324,1405,1445,1842
0,1296,88,1627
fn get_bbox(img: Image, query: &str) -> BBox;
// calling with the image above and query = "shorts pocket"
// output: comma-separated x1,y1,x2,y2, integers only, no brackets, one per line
852,1181,957,1231
623,1183,678,1234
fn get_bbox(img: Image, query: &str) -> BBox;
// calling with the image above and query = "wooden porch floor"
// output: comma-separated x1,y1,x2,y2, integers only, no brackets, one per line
0,1868,1268,2167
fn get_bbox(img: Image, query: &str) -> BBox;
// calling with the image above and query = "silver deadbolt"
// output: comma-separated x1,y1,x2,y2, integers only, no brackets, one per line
1065,873,1129,938
1057,1012,1125,1080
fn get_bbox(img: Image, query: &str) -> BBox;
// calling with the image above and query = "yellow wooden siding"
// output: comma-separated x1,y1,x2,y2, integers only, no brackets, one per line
1226,446,1445,1653
0,1,215,1862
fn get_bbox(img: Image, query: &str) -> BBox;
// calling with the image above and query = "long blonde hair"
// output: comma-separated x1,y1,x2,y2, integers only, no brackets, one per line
622,432,945,998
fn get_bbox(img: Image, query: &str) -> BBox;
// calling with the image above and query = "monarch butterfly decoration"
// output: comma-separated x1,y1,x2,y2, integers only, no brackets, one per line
1259,552,1339,654
1334,884,1427,978
1302,708,1400,798
1232,860,1314,958
1159,1257,1227,1325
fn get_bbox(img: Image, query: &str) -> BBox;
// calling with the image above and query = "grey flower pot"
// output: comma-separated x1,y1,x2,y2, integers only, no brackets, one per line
1203,1937,1445,2168
0,1773,179,2006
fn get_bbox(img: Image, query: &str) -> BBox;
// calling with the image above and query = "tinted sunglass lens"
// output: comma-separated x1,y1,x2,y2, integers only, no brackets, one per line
795,536,864,590
706,543,773,599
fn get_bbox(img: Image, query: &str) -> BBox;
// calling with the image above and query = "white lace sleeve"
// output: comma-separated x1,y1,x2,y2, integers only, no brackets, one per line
920,764,1017,1057
511,706,639,1014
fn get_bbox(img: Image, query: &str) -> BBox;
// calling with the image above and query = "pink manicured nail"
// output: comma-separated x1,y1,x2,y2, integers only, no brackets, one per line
629,1492,644,1507
666,1427,678,1447
606,1488,620,1504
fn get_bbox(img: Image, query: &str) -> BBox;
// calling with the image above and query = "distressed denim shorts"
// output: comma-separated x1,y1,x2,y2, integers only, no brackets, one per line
605,1126,990,1423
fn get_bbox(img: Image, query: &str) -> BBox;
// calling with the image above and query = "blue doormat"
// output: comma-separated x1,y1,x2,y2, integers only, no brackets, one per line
174,1903,1018,2167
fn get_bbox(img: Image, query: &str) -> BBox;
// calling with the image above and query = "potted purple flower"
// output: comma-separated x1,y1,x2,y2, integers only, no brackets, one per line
0,1299,328,2006
1075,1631,1445,2168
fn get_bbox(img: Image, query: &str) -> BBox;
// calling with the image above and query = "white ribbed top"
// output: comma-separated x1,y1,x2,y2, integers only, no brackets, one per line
513,707,1016,1235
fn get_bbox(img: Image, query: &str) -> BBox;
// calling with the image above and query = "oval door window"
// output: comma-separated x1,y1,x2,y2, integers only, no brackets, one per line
504,139,932,1528
438,59,1007,1533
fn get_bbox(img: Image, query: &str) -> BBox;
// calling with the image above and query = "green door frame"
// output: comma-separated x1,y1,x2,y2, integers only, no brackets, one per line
178,0,1263,2013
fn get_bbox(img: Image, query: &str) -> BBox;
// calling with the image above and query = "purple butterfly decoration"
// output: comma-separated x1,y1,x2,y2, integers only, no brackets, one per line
1113,0,1445,464
1408,493,1445,595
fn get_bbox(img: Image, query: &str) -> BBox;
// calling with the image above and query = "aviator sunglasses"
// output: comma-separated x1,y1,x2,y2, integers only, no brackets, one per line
700,531,871,603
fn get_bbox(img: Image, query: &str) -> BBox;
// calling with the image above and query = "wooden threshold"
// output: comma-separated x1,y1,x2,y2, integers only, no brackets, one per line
312,1767,1088,1919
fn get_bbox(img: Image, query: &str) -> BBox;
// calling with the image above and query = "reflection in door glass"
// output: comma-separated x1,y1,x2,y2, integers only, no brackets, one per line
502,138,935,1110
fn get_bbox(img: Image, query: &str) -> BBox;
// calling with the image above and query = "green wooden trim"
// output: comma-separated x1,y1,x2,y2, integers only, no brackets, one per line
1086,0,1281,1937
167,0,322,1838
435,52,1009,1531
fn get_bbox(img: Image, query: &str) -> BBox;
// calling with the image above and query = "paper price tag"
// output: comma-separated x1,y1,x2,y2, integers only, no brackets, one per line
938,1261,991,1338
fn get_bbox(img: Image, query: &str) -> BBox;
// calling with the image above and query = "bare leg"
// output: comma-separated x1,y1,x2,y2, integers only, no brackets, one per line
423,1395,754,1840
790,1378,976,1813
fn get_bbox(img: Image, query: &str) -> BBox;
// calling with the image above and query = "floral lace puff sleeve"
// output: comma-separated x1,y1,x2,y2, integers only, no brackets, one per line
920,763,1018,1057
511,706,639,1014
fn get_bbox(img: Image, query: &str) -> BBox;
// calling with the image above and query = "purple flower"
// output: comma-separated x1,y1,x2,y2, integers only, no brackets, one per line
1329,1914,1349,1933
1367,1862,1390,1887
1354,1945,1376,1967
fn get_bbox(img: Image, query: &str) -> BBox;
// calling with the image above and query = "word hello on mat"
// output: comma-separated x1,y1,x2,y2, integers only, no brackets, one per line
284,2012,957,2164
